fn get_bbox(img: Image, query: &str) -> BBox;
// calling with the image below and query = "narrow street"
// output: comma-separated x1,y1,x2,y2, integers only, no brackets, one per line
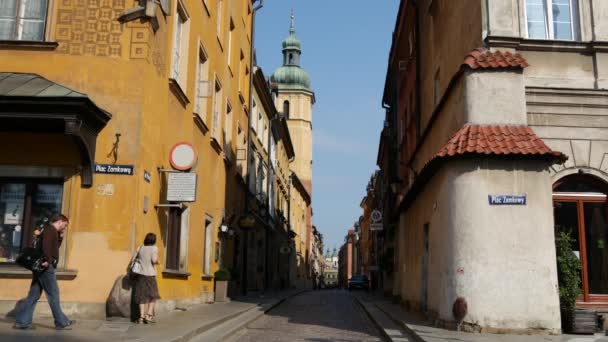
226,290,385,342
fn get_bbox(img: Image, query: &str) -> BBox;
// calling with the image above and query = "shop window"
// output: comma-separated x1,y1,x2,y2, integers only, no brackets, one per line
525,0,579,40
554,174,608,302
0,179,63,264
0,0,49,41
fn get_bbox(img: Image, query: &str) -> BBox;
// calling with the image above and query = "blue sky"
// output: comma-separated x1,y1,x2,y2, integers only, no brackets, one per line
255,0,399,253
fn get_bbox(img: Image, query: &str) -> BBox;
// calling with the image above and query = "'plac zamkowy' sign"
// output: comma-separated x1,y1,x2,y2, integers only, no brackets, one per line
488,195,526,205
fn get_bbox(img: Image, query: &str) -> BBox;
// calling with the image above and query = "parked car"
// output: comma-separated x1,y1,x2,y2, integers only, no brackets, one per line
348,275,369,291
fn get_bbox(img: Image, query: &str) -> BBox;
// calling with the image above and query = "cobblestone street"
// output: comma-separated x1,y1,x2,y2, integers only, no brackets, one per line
227,290,385,342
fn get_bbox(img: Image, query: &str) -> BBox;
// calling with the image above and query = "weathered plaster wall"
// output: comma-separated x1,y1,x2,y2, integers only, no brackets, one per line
396,159,560,332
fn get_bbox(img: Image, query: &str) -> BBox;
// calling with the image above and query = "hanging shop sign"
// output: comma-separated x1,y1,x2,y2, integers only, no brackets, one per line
95,164,134,175
166,172,197,202
169,142,197,171
488,195,526,205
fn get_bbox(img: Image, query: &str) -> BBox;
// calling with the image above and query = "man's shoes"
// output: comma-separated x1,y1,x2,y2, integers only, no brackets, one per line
13,324,35,330
55,320,76,330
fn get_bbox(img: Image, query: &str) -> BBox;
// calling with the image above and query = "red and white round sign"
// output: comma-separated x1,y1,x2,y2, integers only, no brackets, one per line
169,142,197,171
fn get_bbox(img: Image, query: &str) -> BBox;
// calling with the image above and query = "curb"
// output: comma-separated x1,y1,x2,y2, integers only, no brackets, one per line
167,305,257,342
187,289,309,342
354,296,394,342
372,300,426,342
353,294,424,342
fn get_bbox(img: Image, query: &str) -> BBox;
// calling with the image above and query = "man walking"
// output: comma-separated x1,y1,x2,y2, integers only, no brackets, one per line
14,214,74,330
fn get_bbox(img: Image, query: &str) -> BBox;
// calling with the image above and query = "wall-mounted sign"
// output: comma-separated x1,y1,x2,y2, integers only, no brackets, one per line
370,223,383,231
488,195,526,205
95,164,134,175
144,170,151,183
169,142,197,171
371,209,382,223
167,172,197,202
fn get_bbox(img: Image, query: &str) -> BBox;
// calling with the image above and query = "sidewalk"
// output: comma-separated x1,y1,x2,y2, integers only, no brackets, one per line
0,289,306,342
353,291,608,342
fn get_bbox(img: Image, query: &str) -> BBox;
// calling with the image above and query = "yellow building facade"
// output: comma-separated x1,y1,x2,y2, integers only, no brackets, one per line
0,0,254,317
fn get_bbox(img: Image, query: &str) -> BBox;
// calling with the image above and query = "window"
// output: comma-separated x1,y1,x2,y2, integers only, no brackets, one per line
227,18,235,71
224,100,233,153
203,216,213,275
171,2,190,89
211,77,223,142
216,0,222,39
251,99,257,132
288,53,294,64
283,101,290,118
0,179,63,264
553,175,608,302
0,0,48,41
525,0,579,40
165,208,183,270
238,50,245,92
249,152,257,194
194,44,210,121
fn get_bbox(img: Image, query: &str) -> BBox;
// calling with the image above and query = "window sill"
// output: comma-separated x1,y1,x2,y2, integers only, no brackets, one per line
169,78,190,107
0,266,77,280
0,40,58,50
162,269,191,278
201,274,214,281
485,36,608,53
211,137,223,154
194,113,209,134
217,36,223,52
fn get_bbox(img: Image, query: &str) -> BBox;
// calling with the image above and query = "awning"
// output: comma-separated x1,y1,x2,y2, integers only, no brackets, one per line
0,73,112,187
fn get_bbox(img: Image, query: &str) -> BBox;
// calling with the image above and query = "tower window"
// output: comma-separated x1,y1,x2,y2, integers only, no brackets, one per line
283,100,290,118
289,53,294,64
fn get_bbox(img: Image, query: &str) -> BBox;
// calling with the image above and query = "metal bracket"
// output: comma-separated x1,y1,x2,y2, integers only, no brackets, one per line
154,203,185,209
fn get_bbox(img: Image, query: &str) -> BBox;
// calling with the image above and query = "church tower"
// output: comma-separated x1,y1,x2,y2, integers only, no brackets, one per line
270,12,315,194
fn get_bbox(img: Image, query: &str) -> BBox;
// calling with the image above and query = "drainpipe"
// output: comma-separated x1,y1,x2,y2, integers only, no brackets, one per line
242,0,264,296
412,0,422,143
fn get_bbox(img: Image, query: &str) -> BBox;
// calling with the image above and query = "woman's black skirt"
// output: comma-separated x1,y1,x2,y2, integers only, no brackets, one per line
133,275,161,304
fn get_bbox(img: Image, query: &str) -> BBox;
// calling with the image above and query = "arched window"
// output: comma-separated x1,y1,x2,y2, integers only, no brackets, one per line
553,174,608,302
289,53,294,64
283,100,290,118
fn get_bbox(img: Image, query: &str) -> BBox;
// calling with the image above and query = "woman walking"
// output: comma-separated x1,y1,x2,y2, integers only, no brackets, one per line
132,233,160,324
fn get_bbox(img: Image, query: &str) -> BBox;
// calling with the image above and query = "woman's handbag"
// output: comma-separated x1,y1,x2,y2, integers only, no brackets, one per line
128,246,143,275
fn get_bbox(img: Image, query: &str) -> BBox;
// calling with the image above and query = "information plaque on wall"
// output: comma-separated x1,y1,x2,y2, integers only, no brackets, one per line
167,172,197,202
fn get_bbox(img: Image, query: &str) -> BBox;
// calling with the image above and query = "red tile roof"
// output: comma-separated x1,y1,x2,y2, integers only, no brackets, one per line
435,124,566,162
464,48,529,70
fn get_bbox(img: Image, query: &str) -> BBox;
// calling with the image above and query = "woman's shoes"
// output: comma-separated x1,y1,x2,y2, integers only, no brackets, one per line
144,314,156,324
136,317,145,324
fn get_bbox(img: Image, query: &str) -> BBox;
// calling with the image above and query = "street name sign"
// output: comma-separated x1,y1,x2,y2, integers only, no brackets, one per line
488,195,526,205
95,164,134,175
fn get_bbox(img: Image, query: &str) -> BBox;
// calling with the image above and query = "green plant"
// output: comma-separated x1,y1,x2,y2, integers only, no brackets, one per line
214,267,231,281
555,231,582,311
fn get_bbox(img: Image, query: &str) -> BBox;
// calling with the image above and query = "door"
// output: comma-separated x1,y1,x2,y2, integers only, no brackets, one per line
421,223,429,312
553,174,608,304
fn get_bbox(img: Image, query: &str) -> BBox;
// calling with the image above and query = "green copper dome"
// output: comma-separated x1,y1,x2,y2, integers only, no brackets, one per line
270,65,311,90
271,12,311,90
